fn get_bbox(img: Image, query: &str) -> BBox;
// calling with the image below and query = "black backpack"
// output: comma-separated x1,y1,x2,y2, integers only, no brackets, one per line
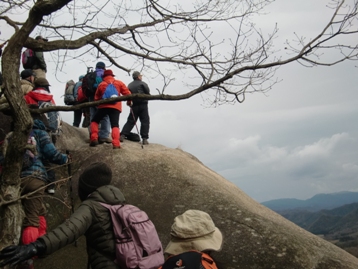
126,132,140,142
159,251,218,269
82,70,97,99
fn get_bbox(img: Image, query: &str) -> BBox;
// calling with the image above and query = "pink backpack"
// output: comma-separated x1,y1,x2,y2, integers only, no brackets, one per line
100,203,164,269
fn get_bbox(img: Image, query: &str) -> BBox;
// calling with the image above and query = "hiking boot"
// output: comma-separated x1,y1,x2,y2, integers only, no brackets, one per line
90,140,99,147
47,186,55,194
113,145,121,149
142,139,149,145
120,134,125,142
99,137,112,144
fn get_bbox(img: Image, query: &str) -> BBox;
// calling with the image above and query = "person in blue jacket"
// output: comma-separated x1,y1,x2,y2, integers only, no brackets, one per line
19,117,69,250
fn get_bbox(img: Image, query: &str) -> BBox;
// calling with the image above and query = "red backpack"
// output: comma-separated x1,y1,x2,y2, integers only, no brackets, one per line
159,251,218,269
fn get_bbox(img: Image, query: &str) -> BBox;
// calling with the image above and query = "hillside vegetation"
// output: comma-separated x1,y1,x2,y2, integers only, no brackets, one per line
263,194,358,258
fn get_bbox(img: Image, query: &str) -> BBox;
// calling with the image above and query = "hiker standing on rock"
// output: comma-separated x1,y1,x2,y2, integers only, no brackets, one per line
89,69,132,149
0,162,125,269
73,75,90,128
31,36,48,79
84,61,112,144
121,71,151,145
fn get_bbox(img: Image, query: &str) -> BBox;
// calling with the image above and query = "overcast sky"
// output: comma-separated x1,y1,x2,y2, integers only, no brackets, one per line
2,0,357,203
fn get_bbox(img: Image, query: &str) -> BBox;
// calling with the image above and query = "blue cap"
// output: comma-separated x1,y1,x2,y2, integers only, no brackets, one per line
96,62,105,69
79,75,85,80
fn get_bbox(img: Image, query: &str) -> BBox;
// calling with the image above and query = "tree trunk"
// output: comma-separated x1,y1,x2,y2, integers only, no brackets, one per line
0,34,33,248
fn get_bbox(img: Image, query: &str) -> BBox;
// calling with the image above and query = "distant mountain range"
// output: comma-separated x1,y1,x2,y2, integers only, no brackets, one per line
261,191,358,212
261,192,358,258
280,202,358,234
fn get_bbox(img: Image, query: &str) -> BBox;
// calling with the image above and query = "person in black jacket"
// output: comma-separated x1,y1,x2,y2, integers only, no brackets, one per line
0,162,125,269
121,71,151,145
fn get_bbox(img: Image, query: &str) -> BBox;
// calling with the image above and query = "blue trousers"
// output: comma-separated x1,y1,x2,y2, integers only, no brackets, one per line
88,97,110,139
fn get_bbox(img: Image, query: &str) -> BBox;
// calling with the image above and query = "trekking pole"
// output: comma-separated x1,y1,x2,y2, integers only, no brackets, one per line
66,150,77,247
130,107,143,149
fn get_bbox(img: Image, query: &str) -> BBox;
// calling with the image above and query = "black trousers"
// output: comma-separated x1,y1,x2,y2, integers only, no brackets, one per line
122,104,150,139
73,109,83,127
92,107,120,128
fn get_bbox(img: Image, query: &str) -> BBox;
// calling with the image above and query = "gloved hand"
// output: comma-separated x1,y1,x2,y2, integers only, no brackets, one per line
126,100,133,107
0,239,46,267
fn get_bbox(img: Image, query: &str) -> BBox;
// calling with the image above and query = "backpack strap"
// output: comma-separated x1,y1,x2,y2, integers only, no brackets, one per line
161,251,217,269
98,202,127,239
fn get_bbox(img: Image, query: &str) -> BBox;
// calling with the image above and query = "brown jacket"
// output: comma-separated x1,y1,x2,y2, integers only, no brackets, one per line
20,79,34,95
0,79,33,105
40,185,125,269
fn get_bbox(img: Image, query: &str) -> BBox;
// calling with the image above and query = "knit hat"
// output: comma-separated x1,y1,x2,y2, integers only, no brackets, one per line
164,210,223,255
21,69,36,79
78,162,112,200
96,62,106,69
132,71,142,79
103,69,115,78
34,77,50,87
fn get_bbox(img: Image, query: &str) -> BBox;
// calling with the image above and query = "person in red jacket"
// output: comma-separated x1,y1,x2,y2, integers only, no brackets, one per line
24,77,59,195
24,77,55,105
90,69,132,149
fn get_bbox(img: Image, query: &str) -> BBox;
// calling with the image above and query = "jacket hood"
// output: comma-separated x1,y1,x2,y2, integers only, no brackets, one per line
96,68,105,78
27,89,54,103
102,76,115,84
86,185,126,205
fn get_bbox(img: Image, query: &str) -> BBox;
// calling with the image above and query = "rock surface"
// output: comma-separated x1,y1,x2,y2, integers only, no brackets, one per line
34,122,358,269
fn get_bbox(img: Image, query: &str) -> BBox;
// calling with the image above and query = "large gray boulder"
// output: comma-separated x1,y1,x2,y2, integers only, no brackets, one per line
35,123,358,269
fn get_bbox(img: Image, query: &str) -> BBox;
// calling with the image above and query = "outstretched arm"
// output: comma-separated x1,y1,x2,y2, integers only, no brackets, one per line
0,240,46,267
36,130,67,165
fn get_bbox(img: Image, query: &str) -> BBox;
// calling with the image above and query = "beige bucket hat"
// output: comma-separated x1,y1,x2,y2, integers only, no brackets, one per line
164,209,223,255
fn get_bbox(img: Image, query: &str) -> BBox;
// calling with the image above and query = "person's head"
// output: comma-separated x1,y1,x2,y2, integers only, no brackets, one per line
78,162,112,201
95,61,106,70
20,69,36,83
35,35,48,42
132,71,142,81
34,77,50,91
79,75,85,81
103,69,115,78
164,209,223,256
